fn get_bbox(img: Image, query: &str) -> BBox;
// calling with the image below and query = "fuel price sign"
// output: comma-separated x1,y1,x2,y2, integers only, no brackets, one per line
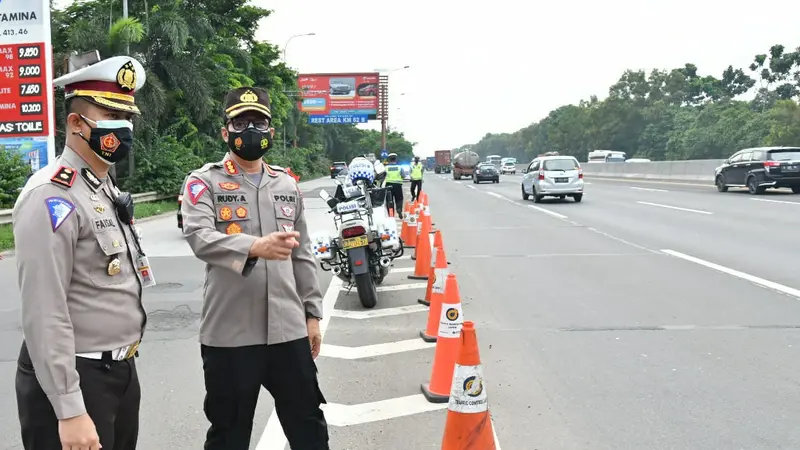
0,0,55,170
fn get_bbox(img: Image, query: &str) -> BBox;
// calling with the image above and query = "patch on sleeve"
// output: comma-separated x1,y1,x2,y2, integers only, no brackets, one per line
186,179,209,205
50,166,77,188
45,197,76,232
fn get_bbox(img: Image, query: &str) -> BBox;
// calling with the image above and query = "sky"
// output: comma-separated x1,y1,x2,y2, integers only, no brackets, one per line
55,0,800,157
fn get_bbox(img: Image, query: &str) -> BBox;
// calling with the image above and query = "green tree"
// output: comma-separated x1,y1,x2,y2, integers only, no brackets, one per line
0,148,30,208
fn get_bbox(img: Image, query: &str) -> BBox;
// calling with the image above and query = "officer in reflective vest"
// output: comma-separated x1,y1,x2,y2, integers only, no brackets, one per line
383,153,405,217
409,156,424,202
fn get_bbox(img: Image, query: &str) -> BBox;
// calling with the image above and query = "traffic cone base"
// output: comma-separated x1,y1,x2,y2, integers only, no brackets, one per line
419,329,436,343
421,382,449,403
418,298,430,306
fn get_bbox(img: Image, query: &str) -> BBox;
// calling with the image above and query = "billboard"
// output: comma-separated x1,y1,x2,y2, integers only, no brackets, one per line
0,0,56,172
298,73,379,122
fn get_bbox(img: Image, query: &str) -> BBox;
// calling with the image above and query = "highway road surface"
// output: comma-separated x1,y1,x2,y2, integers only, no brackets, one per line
1,172,800,449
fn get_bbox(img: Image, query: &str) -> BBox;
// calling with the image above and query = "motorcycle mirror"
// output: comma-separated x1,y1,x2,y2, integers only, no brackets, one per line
318,190,332,201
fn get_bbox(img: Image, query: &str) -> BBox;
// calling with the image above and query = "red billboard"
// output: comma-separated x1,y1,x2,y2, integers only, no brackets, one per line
298,73,379,120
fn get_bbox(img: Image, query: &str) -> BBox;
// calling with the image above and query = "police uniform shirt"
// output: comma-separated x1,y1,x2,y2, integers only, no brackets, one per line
12,147,146,420
180,154,323,347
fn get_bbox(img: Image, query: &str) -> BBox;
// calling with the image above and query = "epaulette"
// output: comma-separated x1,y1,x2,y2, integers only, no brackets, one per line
195,161,222,174
50,166,77,189
265,164,286,178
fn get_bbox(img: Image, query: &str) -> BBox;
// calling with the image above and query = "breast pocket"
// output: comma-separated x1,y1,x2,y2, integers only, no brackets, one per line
91,231,131,287
273,202,297,232
215,202,252,236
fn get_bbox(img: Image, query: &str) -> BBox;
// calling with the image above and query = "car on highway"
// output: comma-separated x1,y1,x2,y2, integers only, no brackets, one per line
473,162,500,183
715,147,800,195
330,161,347,178
521,155,584,203
500,161,517,174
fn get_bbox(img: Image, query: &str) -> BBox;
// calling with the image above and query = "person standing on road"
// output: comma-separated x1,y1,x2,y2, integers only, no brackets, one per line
180,86,330,450
383,152,406,216
13,56,150,450
409,156,424,202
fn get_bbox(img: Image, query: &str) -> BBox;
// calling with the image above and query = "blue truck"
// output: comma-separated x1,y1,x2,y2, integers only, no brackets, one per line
425,156,435,171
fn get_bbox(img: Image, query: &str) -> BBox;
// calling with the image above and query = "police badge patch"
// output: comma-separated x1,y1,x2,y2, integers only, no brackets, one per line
45,197,76,232
186,179,209,205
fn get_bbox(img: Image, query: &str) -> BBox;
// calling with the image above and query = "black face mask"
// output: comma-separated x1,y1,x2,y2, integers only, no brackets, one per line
227,128,272,161
77,115,134,164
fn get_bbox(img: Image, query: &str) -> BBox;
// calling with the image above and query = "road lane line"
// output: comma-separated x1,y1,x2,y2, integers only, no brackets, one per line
636,201,712,215
586,228,659,254
631,187,668,192
391,267,415,273
321,394,449,427
750,198,800,205
340,283,427,293
320,339,436,360
331,304,429,319
256,277,343,449
527,205,568,219
662,249,800,299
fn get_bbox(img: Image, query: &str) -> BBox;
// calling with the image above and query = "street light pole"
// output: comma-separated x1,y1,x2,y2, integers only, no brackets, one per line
376,66,410,156
282,33,316,150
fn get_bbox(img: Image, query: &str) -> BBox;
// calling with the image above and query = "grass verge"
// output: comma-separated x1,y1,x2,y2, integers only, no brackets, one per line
0,200,178,253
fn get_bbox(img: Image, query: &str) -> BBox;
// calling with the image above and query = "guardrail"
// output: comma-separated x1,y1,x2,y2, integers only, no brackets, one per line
0,191,169,226
512,159,723,182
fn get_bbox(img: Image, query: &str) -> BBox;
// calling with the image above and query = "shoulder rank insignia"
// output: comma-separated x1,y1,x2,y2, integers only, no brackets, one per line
50,166,77,188
186,179,209,205
218,181,240,191
226,222,242,235
45,197,76,232
80,167,103,191
224,160,239,175
264,164,284,178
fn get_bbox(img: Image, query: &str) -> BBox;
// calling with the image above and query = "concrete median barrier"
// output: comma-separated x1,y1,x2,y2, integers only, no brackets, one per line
514,159,724,183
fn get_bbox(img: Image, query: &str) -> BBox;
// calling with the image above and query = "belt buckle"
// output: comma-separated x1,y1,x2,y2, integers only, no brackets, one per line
123,341,140,360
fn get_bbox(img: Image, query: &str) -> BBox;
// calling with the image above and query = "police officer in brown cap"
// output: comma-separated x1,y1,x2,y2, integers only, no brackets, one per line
13,55,150,450
181,86,330,449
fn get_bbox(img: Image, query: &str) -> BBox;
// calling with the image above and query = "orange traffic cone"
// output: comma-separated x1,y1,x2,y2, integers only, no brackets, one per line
403,201,418,248
412,213,433,260
419,229,446,307
441,321,497,450
420,245,448,341
408,214,432,280
399,201,410,245
431,228,452,266
421,273,464,402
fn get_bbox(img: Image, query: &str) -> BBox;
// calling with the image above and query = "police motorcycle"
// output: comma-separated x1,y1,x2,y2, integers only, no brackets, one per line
311,157,403,308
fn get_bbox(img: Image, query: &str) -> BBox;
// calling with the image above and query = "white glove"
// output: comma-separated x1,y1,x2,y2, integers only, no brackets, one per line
136,227,143,241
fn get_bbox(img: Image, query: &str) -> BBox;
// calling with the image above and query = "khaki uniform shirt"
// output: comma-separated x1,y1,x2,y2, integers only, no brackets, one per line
180,153,323,347
12,147,146,420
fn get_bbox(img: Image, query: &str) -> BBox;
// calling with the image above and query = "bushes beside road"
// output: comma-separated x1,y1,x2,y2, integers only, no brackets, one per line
462,44,800,164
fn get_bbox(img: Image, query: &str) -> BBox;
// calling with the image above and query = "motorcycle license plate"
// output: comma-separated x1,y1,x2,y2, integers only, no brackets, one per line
342,235,369,250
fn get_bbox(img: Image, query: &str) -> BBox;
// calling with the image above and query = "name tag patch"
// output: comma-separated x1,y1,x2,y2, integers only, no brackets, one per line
216,194,247,203
92,217,118,233
273,194,296,203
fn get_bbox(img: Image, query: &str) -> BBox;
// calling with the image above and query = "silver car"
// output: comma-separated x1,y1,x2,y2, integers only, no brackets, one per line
521,156,584,203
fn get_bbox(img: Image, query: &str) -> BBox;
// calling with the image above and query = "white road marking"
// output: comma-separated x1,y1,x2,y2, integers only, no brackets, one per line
331,304,429,319
484,190,570,220
255,277,343,449
465,184,476,189
392,266,415,273
631,187,668,192
320,394,449,427
320,339,436,360
662,249,800,299
636,201,712,215
340,283,427,293
527,204,568,219
586,228,659,254
750,198,800,205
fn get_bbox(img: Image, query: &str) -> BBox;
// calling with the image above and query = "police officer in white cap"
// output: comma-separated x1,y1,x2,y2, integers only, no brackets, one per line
13,55,149,450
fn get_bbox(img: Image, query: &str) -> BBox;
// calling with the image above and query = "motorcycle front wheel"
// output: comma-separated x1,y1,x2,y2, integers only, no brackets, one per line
355,273,378,308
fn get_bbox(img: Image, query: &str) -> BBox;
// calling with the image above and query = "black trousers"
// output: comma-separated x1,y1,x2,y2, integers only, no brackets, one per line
16,341,140,450
202,338,329,450
410,180,422,201
386,182,404,215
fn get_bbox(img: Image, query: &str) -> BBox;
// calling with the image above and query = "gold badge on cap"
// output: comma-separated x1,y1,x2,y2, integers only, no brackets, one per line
116,61,137,91
108,258,122,276
239,90,258,103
